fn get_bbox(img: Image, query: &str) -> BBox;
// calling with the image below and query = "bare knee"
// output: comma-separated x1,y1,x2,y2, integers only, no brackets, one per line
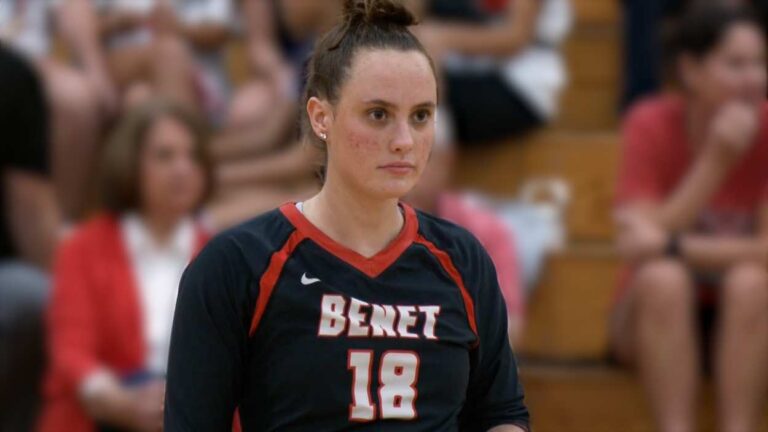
721,262,768,328
634,259,694,323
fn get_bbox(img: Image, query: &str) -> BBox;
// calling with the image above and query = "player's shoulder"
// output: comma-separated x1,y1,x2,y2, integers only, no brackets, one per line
414,208,491,275
220,206,296,246
193,207,297,274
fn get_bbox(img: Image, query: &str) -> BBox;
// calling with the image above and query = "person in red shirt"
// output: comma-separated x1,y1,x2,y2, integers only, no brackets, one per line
37,100,212,432
612,5,768,432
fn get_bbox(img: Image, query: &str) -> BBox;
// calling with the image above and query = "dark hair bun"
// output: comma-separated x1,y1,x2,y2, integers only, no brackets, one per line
342,0,416,27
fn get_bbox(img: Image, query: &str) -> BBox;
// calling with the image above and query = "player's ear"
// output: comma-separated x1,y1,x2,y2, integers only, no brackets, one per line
307,97,333,139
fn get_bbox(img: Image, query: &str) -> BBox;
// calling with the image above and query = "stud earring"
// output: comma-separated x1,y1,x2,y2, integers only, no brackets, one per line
319,132,327,141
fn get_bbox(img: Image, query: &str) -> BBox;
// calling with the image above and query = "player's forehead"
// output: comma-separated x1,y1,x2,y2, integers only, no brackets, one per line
340,48,437,109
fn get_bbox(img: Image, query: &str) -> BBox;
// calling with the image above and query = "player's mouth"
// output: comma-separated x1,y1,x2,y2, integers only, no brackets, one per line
379,161,415,175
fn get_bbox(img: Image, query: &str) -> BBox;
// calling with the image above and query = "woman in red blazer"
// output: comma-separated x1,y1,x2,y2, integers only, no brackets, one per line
38,100,214,432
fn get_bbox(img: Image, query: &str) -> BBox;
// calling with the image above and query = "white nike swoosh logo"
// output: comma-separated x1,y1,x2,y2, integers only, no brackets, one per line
301,273,321,285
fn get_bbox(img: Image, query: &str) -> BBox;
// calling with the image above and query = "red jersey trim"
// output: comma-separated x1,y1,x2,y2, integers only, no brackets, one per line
414,235,479,345
279,202,419,278
249,229,306,336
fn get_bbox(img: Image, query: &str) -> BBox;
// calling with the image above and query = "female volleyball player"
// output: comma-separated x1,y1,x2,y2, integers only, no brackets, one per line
164,1,529,430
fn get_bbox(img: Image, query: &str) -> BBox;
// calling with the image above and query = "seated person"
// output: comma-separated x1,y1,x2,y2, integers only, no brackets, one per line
404,112,525,345
411,0,571,144
611,5,768,432
37,100,212,432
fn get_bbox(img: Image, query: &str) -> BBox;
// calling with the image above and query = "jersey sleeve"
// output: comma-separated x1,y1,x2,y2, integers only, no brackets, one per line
461,246,530,432
164,235,254,431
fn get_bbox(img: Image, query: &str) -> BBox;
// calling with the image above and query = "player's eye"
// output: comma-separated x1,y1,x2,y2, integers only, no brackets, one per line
412,109,432,124
368,109,388,122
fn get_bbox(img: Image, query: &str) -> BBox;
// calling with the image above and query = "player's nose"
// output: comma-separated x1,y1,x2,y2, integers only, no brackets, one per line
390,120,415,153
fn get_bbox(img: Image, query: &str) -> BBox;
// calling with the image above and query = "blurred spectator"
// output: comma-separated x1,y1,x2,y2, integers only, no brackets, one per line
211,0,343,159
0,42,60,432
404,112,525,345
37,100,212,432
1,0,115,219
612,5,768,432
96,0,228,114
411,0,571,145
97,0,301,126
622,0,768,109
204,0,347,230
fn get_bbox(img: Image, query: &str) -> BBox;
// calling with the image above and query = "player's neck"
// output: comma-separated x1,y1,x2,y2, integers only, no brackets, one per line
302,183,404,259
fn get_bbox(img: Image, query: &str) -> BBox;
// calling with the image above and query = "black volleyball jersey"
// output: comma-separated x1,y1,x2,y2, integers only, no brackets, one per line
165,203,529,432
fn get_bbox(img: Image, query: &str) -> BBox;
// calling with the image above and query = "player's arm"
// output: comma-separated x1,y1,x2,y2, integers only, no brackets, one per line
649,101,768,269
617,203,768,271
618,141,737,235
461,247,530,432
618,102,758,233
241,0,290,76
672,203,768,271
614,101,767,269
164,236,253,431
416,0,540,57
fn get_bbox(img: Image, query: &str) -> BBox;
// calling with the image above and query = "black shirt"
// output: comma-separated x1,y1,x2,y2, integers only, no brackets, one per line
165,203,529,432
0,44,50,259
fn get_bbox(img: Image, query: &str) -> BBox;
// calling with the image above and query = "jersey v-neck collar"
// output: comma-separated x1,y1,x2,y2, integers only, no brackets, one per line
279,202,419,278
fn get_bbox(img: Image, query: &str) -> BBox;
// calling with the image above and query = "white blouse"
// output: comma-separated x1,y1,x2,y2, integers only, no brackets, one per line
121,213,195,375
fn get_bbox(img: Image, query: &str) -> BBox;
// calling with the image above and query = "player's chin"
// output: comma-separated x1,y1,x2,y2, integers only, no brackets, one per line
371,177,419,201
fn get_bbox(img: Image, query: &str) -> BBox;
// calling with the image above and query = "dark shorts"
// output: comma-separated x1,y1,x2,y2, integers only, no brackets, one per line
445,69,543,145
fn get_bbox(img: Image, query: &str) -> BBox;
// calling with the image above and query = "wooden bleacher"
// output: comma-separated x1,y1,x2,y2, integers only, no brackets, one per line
523,365,768,432
556,0,621,131
455,131,618,242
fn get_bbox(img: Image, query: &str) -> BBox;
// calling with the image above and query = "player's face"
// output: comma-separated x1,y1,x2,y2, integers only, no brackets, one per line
682,23,766,107
139,115,206,219
326,48,437,200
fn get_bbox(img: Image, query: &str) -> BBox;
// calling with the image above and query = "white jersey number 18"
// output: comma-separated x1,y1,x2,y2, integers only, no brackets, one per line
347,350,420,421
